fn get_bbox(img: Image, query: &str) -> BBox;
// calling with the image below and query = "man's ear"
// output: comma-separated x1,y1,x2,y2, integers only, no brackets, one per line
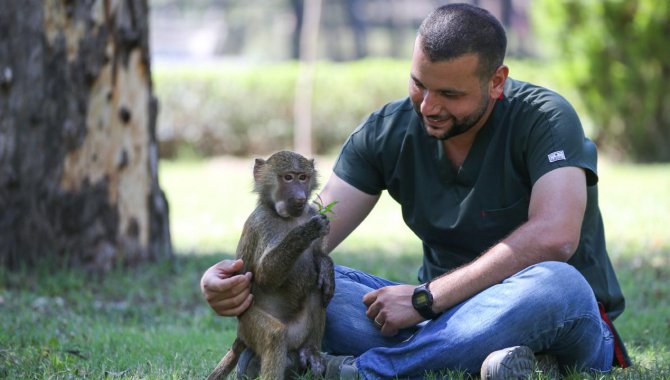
489,65,509,99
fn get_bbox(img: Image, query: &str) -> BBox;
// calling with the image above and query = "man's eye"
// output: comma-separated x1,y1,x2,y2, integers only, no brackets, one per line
441,92,461,99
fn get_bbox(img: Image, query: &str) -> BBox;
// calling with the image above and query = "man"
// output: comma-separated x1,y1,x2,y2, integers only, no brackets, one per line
201,4,630,379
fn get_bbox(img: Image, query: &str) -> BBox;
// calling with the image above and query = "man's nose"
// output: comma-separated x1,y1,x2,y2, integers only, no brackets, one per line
420,90,440,115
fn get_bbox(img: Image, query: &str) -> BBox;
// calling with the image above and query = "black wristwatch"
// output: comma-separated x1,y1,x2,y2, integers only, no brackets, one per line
412,281,442,320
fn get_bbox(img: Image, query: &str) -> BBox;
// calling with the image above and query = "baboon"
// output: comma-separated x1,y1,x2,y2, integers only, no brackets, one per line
207,151,335,380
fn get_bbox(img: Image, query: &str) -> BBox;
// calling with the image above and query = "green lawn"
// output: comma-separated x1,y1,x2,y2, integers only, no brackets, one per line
1,156,668,379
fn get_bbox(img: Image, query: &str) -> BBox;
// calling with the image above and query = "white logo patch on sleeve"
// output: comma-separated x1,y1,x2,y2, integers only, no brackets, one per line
548,150,566,163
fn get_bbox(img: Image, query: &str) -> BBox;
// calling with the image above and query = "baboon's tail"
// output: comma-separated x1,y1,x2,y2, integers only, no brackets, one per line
206,338,247,380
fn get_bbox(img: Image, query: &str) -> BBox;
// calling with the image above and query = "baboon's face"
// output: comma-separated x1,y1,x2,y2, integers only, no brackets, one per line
272,170,312,218
254,151,316,218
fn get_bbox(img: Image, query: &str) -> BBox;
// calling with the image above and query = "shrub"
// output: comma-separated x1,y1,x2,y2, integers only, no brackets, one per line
154,59,409,158
531,0,670,162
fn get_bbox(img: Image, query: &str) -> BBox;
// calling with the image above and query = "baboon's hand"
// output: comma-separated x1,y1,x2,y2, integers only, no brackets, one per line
304,213,330,240
319,270,335,306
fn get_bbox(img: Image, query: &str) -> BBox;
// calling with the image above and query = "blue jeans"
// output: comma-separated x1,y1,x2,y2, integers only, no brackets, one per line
323,261,614,379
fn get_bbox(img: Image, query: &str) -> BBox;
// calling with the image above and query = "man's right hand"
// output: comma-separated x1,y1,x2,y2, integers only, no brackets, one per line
200,259,253,316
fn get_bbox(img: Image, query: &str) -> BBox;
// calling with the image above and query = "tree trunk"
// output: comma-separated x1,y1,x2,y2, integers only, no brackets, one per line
0,0,172,271
293,0,322,157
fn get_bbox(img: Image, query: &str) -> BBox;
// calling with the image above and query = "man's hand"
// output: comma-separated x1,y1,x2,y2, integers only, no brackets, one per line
200,259,253,316
363,284,424,337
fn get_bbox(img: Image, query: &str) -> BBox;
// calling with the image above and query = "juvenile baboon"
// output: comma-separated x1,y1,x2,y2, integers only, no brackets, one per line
207,151,335,380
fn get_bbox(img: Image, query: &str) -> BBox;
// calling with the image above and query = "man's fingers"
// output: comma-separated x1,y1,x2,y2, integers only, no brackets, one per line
363,289,382,320
208,272,251,301
212,293,254,316
362,289,377,307
228,272,252,294
216,259,244,275
200,259,254,317
366,302,382,320
204,271,251,294
380,323,398,337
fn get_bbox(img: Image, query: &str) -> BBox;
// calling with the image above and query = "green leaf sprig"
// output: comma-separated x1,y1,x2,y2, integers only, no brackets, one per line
314,195,338,219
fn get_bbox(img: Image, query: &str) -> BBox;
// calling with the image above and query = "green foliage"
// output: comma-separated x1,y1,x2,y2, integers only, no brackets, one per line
314,195,338,219
531,0,670,162
154,59,409,158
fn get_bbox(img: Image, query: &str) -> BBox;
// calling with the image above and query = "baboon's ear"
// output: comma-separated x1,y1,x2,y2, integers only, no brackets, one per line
309,158,315,169
253,158,266,181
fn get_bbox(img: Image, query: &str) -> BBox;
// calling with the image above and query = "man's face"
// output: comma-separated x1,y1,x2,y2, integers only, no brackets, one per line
409,39,493,141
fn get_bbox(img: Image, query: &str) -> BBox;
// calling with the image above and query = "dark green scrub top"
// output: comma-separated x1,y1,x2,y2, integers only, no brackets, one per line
333,78,625,320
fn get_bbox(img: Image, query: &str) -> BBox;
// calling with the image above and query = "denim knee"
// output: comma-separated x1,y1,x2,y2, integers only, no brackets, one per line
498,262,600,334
515,261,595,304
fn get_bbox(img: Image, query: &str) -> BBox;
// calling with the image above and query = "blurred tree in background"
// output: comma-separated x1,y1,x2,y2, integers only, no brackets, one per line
532,0,670,162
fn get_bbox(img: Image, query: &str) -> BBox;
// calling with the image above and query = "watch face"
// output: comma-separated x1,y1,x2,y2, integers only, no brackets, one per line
414,292,429,306
413,283,440,319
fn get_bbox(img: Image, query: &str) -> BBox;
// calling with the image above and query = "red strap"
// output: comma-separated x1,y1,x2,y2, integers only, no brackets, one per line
598,303,629,368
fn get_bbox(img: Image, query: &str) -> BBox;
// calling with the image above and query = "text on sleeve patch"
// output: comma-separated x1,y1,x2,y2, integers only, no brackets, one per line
548,150,566,163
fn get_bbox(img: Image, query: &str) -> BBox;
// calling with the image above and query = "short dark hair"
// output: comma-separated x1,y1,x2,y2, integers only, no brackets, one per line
418,3,507,79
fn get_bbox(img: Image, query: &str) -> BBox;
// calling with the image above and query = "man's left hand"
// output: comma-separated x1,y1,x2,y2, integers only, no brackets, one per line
363,284,425,337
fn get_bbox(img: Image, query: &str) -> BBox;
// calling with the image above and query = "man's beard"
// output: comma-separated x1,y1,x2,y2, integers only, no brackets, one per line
415,95,491,141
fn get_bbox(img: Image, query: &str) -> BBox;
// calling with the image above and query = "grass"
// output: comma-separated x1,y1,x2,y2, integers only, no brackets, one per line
1,156,669,379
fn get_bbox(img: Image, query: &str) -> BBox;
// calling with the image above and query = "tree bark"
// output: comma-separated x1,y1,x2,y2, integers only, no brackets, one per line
0,0,172,271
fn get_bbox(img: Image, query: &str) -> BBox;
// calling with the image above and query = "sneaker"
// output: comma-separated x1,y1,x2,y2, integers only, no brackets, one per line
480,346,535,380
323,354,359,380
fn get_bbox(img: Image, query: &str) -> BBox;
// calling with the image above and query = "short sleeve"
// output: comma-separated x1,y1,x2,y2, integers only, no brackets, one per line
525,95,599,187
332,118,386,195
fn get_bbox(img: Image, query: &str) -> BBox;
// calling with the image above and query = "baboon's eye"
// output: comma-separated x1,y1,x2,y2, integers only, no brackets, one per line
298,174,308,181
283,174,294,181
